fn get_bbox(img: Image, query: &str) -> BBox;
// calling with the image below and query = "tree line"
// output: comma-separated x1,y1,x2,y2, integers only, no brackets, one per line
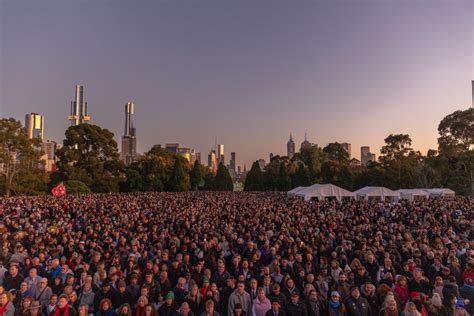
0,108,472,196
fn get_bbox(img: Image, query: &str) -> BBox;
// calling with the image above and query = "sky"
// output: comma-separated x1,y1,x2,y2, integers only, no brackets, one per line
0,0,473,168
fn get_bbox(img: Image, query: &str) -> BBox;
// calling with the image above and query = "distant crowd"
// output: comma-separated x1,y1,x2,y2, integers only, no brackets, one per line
0,192,472,316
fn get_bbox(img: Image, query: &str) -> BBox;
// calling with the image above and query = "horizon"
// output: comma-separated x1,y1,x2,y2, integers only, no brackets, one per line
1,0,473,168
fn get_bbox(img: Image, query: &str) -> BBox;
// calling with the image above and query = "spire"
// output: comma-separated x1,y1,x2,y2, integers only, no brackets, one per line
304,129,307,142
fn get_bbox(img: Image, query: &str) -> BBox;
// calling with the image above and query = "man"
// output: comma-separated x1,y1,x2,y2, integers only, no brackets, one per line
360,281,378,313
142,271,161,303
25,268,42,298
173,277,187,305
93,280,118,311
408,268,431,296
3,264,23,291
330,273,350,302
42,294,58,316
174,302,194,316
54,294,77,316
345,286,371,316
0,292,15,316
265,298,286,316
285,293,307,316
459,278,474,315
228,281,252,316
268,284,287,309
35,278,53,307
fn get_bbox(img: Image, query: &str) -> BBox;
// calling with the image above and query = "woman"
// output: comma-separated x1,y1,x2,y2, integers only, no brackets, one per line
200,300,219,316
15,296,34,316
77,304,89,316
233,303,246,316
95,299,116,316
252,288,270,316
143,305,156,316
327,291,345,316
117,305,131,316
185,285,204,315
379,296,400,316
133,296,147,316
28,301,43,316
394,276,409,308
432,277,444,299
402,302,420,316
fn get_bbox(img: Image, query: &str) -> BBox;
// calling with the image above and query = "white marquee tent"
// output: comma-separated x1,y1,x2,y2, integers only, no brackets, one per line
396,189,429,201
287,186,307,197
354,186,400,200
295,184,356,201
422,188,456,197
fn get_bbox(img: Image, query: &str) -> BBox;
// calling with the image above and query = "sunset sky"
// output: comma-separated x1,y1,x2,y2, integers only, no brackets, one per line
1,0,472,168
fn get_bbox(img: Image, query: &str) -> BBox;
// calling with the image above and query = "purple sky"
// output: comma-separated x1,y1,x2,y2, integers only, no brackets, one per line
1,0,472,168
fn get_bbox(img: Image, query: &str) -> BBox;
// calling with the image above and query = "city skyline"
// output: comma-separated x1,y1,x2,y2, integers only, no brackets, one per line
1,1,473,167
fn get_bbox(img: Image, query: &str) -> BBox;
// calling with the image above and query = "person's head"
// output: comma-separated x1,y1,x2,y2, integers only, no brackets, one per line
330,291,340,302
22,297,33,309
403,301,417,315
338,273,346,283
350,286,360,299
9,265,18,277
78,304,89,316
137,296,148,308
272,283,280,295
236,281,245,294
0,293,8,306
290,293,299,305
165,292,174,305
233,303,243,315
20,282,28,292
58,294,68,309
271,299,280,311
257,287,266,301
29,268,37,278
100,299,112,311
49,294,58,305
205,300,214,313
250,278,257,289
119,304,130,315
385,297,397,312
180,302,190,315
28,301,41,315
144,304,155,316
308,290,318,302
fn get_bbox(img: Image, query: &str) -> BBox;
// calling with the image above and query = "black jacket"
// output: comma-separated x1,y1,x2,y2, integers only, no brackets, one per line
345,296,371,316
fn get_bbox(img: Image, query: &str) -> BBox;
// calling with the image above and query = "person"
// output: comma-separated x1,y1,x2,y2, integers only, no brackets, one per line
174,302,194,316
227,282,251,316
95,299,116,316
42,295,57,316
78,284,94,314
4,265,23,292
458,278,473,315
252,288,270,316
199,300,218,316
53,294,77,316
0,292,15,316
27,301,43,316
133,297,147,316
402,302,420,316
25,270,42,299
143,305,156,316
345,286,371,316
265,299,285,316
158,292,178,316
117,304,131,316
304,290,323,316
232,304,245,316
284,293,306,316
379,296,399,316
16,297,34,316
77,304,89,316
184,285,204,316
394,276,409,308
327,291,345,316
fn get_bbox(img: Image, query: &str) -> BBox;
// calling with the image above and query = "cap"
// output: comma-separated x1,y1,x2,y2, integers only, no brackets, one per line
203,277,210,283
455,299,465,309
331,291,340,297
165,292,174,300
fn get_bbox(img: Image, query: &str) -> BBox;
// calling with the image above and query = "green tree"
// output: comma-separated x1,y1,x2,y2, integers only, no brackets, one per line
293,145,326,182
0,118,44,197
244,161,264,191
323,142,350,164
190,160,203,191
64,180,91,194
276,162,291,191
167,157,190,191
437,108,473,155
291,163,311,187
55,124,124,192
214,163,234,191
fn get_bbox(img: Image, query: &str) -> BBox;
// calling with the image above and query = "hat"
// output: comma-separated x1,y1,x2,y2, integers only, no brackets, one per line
431,293,442,308
27,301,41,310
165,292,175,300
203,277,209,283
410,291,421,299
331,291,340,297
455,299,466,309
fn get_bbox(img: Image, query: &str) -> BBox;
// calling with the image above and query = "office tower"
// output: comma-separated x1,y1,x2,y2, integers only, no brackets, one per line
341,143,352,158
68,85,91,126
300,130,311,151
217,144,225,165
287,134,295,158
229,152,236,172
208,150,217,173
121,102,137,166
25,113,44,141
41,140,61,172
361,146,376,166
165,143,179,153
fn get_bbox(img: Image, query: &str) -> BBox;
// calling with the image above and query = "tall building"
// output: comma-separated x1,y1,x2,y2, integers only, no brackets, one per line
341,143,352,159
68,85,91,126
217,144,225,165
229,152,236,172
287,134,295,158
25,113,44,141
121,102,137,165
41,140,62,172
300,130,311,151
208,150,218,173
361,146,376,166
165,143,179,153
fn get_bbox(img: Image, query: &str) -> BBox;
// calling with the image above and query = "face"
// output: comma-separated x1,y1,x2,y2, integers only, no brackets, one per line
0,294,7,305
271,302,280,311
331,294,340,302
351,288,360,299
388,300,397,311
181,304,190,314
237,283,245,294
291,295,299,304
58,297,68,309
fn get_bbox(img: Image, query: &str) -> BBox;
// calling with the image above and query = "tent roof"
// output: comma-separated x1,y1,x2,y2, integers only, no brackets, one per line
354,186,400,197
396,189,429,196
287,186,307,195
295,183,355,199
422,188,455,195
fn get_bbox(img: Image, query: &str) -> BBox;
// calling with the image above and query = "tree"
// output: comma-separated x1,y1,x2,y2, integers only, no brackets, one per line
167,157,190,191
190,160,203,191
276,162,291,191
244,161,264,191
214,163,233,191
292,163,311,187
64,180,91,194
0,118,44,197
55,124,124,192
293,145,326,183
323,142,350,164
437,108,473,155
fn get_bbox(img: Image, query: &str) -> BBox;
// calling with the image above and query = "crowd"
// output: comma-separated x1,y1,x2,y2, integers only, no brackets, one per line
0,192,472,316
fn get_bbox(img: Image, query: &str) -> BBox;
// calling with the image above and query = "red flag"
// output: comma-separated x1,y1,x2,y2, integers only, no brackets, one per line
52,182,66,197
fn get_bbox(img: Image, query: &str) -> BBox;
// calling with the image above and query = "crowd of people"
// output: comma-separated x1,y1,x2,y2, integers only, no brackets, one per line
0,192,472,316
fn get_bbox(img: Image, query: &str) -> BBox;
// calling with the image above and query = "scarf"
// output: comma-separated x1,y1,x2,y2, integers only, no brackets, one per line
54,306,69,316
0,304,8,316
329,300,341,309
135,306,145,316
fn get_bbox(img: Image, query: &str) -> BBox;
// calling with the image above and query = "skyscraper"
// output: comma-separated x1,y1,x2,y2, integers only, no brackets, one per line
208,150,217,173
25,113,44,141
68,85,91,126
229,152,236,172
341,143,352,158
361,146,376,166
217,144,225,165
287,134,295,158
121,102,137,165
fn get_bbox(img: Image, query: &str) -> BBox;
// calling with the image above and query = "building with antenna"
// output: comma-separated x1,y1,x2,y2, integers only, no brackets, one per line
121,101,137,165
287,134,295,158
68,85,91,126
